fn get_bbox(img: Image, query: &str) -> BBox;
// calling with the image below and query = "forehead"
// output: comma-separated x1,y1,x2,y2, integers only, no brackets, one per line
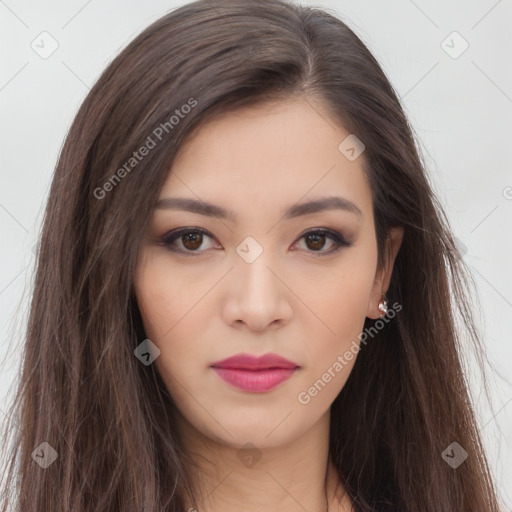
159,98,373,224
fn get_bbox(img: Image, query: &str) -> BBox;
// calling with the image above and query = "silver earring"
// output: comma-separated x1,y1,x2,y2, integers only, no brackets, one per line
378,293,388,316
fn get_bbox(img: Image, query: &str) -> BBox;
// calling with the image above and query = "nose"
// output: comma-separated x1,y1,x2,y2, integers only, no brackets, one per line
221,249,293,332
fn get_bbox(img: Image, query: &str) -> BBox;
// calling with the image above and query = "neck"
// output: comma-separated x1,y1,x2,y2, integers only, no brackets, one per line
176,408,347,512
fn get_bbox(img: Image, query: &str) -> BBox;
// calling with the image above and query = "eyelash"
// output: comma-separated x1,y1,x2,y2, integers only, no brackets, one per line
158,227,352,257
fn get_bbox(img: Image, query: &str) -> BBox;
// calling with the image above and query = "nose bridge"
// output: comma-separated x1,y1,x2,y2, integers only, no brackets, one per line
225,234,291,328
235,234,280,298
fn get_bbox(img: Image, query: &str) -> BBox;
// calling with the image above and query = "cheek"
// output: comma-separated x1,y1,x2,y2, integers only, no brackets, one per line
298,251,376,379
301,251,376,330
134,250,212,340
133,253,213,390
134,263,219,440
295,288,372,412
135,277,179,341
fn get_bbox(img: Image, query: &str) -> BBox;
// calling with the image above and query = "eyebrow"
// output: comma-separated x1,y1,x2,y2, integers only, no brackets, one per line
154,195,363,221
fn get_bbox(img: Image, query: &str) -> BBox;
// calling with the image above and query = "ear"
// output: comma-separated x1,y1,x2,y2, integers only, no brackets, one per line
366,226,404,319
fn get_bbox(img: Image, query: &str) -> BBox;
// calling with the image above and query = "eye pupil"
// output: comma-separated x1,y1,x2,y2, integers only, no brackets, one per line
182,232,203,250
162,228,346,256
305,233,326,251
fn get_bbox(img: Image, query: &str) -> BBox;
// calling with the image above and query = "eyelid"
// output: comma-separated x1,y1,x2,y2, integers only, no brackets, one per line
158,227,218,255
158,226,352,256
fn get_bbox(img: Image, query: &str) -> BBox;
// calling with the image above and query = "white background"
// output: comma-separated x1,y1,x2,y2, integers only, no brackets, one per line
1,0,511,508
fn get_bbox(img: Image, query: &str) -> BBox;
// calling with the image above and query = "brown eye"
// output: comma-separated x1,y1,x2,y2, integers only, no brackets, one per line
304,232,327,251
160,228,217,254
160,227,351,257
182,232,203,250
294,229,351,255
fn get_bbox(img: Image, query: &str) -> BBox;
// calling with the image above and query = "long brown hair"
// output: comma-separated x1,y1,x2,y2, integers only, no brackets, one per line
0,0,503,510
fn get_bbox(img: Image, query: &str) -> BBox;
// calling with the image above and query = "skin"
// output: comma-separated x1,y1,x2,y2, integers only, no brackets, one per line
134,97,404,512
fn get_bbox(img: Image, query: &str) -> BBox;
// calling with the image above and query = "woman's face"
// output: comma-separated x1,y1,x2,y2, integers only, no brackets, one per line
134,98,402,449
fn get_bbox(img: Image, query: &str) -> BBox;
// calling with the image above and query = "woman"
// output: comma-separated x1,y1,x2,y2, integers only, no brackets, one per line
0,0,502,510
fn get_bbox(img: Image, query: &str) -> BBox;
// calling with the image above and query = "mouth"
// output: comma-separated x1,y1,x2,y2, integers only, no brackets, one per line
210,367,299,392
210,352,300,392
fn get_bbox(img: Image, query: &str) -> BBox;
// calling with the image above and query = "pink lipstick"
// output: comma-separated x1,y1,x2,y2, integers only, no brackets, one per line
210,353,299,392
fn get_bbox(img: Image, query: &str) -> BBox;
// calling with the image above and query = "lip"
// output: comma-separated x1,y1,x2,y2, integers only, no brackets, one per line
210,353,300,392
211,353,299,370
